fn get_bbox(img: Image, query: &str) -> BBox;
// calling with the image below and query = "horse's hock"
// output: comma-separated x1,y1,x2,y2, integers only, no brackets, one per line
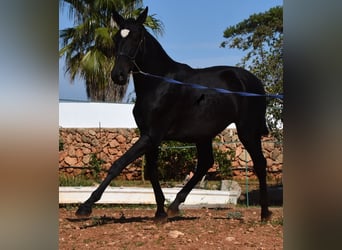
59,128,283,182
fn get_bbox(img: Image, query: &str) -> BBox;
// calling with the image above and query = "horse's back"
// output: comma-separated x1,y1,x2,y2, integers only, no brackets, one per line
183,66,265,94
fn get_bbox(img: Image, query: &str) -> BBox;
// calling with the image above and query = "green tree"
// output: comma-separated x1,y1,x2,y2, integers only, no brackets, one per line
221,6,283,140
59,0,164,102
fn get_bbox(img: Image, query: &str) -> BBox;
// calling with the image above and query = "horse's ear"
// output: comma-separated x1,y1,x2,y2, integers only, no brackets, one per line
136,7,148,24
112,9,125,28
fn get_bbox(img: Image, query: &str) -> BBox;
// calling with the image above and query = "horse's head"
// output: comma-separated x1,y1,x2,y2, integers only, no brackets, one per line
111,7,148,85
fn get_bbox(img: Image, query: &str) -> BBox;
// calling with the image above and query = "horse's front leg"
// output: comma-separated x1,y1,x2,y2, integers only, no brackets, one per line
75,135,152,218
145,147,168,223
167,140,214,217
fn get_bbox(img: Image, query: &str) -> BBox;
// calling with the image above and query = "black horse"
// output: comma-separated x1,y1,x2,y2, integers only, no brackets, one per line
76,7,271,221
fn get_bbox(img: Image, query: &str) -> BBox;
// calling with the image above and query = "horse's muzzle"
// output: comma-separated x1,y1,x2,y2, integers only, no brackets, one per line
111,70,128,85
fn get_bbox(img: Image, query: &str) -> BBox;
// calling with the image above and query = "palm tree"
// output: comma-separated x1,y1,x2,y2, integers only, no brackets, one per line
59,0,164,102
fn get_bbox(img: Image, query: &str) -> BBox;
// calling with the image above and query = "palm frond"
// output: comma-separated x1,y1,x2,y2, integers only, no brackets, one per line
59,0,163,102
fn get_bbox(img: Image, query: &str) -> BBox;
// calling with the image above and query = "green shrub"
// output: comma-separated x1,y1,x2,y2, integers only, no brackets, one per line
157,141,197,181
214,146,234,179
59,138,64,151
155,141,233,181
88,153,104,181
59,174,94,186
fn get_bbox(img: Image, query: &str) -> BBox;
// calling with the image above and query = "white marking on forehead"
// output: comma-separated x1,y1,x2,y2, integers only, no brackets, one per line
120,29,130,38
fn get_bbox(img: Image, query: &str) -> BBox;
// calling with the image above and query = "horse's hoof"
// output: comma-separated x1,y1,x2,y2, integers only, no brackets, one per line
167,207,180,218
75,204,92,218
154,213,168,224
261,210,272,222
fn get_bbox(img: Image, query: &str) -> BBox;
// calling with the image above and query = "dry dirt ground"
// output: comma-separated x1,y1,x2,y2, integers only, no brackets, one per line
59,206,283,249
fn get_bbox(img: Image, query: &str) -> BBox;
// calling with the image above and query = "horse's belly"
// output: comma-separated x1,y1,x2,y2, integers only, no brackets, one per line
165,108,235,141
134,89,238,141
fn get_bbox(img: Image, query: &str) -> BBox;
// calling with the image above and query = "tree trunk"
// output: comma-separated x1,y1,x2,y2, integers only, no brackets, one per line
86,78,128,103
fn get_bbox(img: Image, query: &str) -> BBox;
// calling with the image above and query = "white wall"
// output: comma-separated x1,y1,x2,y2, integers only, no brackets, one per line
59,102,235,129
59,102,137,128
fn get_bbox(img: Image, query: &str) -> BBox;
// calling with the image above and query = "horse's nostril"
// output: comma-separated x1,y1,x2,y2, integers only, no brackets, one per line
111,70,127,85
111,70,124,82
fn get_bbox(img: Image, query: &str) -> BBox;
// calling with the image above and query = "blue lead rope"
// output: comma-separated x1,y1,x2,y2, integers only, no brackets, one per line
137,70,283,100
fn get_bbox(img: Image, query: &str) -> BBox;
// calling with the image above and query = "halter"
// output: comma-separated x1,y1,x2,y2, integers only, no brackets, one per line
116,32,145,67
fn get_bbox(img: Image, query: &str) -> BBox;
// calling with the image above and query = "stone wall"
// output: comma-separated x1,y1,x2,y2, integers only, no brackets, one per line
59,128,283,183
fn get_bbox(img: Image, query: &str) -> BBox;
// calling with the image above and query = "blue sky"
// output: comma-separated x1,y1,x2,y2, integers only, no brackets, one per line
59,0,283,102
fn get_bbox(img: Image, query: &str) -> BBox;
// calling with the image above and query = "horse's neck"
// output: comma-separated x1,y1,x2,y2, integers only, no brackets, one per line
132,31,192,97
137,31,190,76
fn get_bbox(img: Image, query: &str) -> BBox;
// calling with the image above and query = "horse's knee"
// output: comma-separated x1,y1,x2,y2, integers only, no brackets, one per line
207,156,214,168
197,155,214,174
107,162,122,176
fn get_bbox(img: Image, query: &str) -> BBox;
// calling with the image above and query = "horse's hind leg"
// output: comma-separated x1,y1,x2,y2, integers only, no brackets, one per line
167,139,214,217
75,135,152,218
237,125,271,221
145,147,168,222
